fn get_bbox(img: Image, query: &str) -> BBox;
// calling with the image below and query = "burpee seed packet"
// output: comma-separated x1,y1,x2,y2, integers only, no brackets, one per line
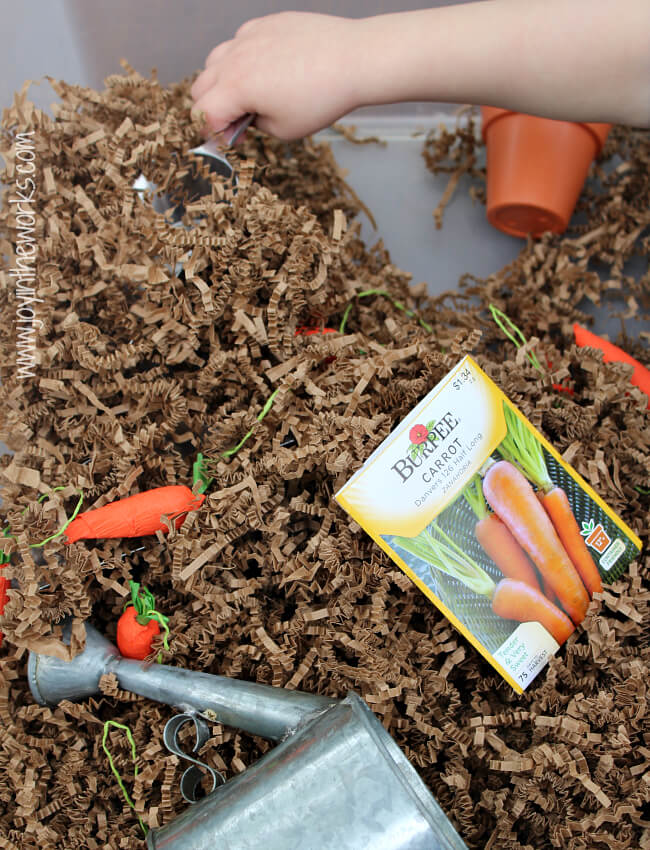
335,355,642,692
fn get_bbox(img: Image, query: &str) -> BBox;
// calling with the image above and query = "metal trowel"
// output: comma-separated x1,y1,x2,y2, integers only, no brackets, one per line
133,112,255,221
132,113,255,273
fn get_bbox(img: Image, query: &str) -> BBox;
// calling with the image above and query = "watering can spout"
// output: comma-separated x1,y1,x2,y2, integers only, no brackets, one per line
28,621,470,849
28,621,335,740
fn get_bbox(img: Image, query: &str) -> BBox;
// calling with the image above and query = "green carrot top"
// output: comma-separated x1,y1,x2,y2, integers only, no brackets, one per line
497,404,553,492
393,522,495,598
126,581,169,634
192,453,214,495
462,474,489,521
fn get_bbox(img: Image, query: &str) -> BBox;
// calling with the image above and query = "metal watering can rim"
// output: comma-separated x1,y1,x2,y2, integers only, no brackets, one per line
146,689,467,850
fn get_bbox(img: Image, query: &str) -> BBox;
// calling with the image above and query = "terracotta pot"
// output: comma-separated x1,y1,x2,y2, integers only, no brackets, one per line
481,107,611,238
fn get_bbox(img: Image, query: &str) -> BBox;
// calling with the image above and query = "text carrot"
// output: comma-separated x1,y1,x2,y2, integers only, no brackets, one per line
492,578,575,644
65,486,205,543
541,488,603,598
483,460,590,625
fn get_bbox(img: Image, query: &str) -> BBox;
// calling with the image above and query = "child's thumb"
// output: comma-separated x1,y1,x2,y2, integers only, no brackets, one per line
192,91,243,138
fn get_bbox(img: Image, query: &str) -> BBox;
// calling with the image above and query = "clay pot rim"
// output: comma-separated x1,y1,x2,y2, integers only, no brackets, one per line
480,106,611,154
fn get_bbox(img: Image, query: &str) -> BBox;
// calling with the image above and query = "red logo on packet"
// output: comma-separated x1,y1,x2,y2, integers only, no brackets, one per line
409,424,429,445
407,420,441,459
581,519,611,555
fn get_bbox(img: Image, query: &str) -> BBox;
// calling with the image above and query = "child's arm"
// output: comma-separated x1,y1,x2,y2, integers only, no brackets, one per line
191,1,650,140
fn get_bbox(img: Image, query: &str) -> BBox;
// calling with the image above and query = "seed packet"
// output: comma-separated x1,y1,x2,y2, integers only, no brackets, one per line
335,356,642,692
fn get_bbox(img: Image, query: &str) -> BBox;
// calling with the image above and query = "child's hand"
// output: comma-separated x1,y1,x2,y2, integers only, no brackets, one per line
191,12,363,141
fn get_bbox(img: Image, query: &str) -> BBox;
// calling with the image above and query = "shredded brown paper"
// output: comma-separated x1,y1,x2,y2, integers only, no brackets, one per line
0,68,648,849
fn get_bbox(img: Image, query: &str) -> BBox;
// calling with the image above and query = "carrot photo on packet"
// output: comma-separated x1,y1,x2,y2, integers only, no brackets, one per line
494,404,603,602
463,474,541,592
389,397,629,651
392,521,575,646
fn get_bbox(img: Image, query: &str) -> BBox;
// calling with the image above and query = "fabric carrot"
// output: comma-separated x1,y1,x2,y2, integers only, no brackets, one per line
574,323,650,408
0,575,8,648
0,492,83,645
295,327,336,335
497,405,602,600
492,578,574,644
392,523,574,645
463,476,541,590
64,486,205,543
294,327,338,366
0,532,10,647
117,581,169,661
482,459,590,625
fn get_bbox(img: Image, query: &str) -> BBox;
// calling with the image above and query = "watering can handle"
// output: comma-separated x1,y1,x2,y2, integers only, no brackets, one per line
163,712,225,803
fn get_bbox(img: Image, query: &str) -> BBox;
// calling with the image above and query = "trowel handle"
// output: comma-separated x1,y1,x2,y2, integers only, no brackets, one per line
216,113,255,147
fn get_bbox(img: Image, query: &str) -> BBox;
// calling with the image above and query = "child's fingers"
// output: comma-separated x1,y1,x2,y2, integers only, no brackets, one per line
234,16,263,38
192,89,243,134
252,114,279,138
191,65,220,102
205,40,233,68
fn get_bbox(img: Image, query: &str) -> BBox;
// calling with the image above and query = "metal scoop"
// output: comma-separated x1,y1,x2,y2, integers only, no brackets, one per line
132,113,255,273
133,113,255,222
190,112,255,178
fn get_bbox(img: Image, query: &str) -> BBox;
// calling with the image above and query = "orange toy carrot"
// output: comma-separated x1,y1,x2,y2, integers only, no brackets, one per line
65,485,205,543
0,576,8,647
117,581,169,661
463,476,541,590
492,578,574,645
295,327,336,336
0,538,10,647
482,460,590,625
574,323,650,407
540,488,602,597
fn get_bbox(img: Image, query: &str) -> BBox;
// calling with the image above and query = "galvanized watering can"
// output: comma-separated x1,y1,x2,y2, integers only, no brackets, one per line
28,622,468,850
